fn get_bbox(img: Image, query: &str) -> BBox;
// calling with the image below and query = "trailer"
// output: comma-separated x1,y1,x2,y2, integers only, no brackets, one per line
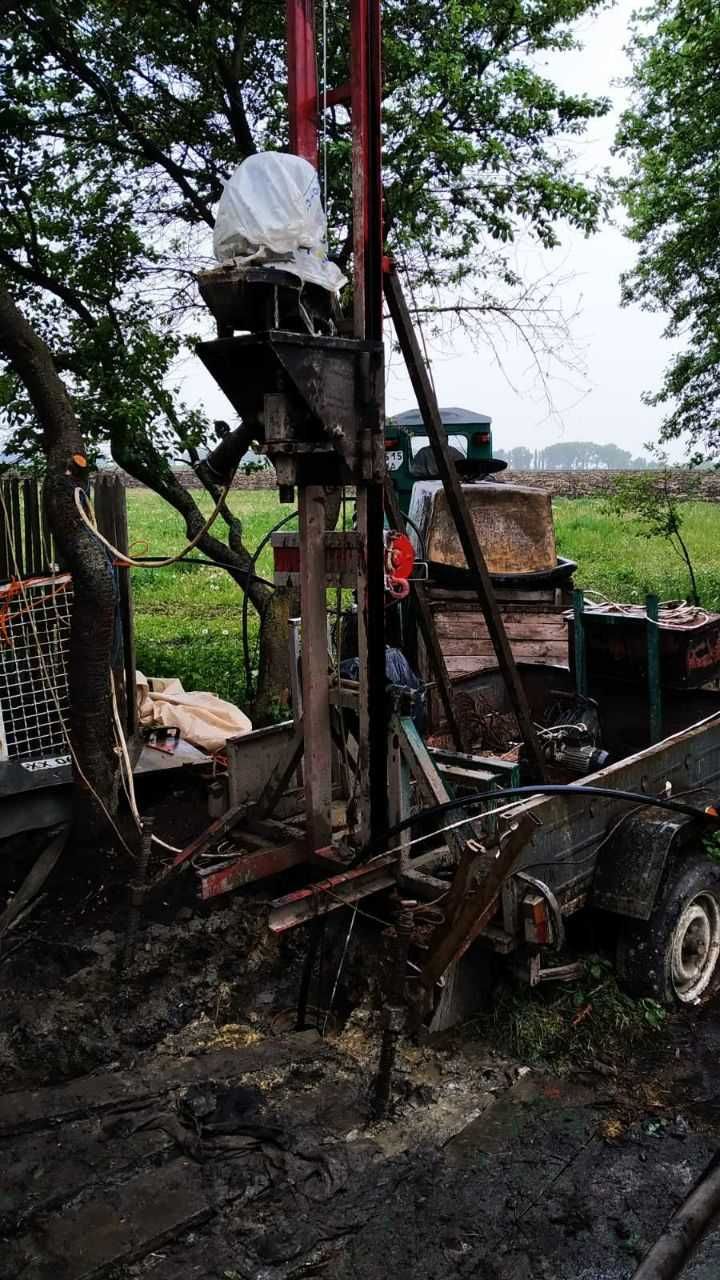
243,658,720,1028
424,663,720,1012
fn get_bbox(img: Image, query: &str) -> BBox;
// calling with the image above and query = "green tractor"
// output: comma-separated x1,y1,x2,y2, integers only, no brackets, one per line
384,406,507,515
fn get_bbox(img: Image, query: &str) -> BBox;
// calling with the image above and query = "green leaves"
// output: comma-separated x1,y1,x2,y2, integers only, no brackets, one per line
602,467,701,603
617,0,720,456
0,0,611,470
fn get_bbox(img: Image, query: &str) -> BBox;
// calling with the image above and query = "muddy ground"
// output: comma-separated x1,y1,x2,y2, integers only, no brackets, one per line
2,786,720,1279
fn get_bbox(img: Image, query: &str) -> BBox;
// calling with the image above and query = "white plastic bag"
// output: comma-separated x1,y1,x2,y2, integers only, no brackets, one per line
213,152,346,294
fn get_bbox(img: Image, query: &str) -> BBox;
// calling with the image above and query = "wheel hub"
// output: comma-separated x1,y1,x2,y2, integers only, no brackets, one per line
671,893,720,1003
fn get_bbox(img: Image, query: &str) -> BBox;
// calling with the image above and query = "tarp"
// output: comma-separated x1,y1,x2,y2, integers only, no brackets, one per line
136,672,252,755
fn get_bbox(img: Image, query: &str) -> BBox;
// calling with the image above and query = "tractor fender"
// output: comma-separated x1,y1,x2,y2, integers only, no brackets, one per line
592,803,707,921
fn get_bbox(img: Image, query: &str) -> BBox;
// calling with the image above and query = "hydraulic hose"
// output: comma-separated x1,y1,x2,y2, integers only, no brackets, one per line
376,783,720,851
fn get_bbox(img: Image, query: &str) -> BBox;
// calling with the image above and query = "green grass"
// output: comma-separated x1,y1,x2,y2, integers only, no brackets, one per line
127,490,720,714
554,498,720,608
128,489,293,708
469,958,666,1070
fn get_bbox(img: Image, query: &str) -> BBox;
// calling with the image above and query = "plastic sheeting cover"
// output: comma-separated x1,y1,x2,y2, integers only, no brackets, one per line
213,152,347,293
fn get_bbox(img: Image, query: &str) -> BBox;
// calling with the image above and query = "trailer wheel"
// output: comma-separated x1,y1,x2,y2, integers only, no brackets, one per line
616,855,720,1008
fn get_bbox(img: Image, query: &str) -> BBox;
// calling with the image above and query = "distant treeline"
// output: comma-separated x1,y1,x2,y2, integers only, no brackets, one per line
496,442,655,470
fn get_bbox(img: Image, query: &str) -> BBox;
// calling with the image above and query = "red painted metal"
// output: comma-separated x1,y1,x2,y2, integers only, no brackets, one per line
350,0,384,341
287,0,319,166
272,532,361,581
325,80,352,108
170,802,247,871
198,841,308,900
351,0,388,844
269,852,398,931
384,531,415,580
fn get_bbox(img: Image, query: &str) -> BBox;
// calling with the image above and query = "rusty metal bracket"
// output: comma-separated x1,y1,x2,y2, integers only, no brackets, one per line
420,813,539,987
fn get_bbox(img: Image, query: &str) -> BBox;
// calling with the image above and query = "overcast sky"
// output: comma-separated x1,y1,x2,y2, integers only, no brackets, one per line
184,0,675,460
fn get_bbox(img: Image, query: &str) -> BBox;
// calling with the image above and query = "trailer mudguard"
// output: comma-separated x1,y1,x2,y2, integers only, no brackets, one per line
592,804,706,921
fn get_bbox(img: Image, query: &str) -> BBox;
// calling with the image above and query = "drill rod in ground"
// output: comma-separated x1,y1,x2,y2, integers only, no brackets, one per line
371,906,414,1120
122,818,153,969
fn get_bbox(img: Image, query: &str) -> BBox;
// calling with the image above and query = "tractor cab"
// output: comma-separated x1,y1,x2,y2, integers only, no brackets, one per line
385,406,507,514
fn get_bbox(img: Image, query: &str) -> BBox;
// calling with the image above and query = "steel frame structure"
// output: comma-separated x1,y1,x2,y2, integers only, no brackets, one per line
286,0,388,848
187,0,547,1026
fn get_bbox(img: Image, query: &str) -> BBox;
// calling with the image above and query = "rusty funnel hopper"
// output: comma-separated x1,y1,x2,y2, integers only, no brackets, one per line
408,480,566,582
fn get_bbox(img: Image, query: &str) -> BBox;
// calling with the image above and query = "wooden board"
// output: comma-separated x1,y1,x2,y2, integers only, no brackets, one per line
433,607,568,667
418,600,570,698
443,651,568,676
10,1160,210,1279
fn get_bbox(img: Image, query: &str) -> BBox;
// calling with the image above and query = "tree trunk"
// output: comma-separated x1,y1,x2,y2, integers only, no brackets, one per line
253,584,297,725
0,287,121,842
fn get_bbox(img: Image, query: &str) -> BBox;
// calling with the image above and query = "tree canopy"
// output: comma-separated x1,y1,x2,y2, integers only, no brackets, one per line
616,0,720,459
495,440,647,469
0,0,612,463
0,0,614,716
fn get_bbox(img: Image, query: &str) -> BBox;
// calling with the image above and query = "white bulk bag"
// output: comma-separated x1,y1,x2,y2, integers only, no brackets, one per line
213,152,346,294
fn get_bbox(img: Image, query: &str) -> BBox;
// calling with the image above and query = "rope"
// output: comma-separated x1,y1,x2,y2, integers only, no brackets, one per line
581,591,711,630
74,484,231,568
321,0,329,207
109,677,181,855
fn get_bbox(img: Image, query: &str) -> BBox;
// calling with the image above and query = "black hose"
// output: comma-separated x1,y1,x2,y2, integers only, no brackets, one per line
131,555,274,587
377,783,719,850
396,510,426,561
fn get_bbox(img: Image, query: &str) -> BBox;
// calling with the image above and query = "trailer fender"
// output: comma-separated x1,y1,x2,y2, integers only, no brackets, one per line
592,805,704,921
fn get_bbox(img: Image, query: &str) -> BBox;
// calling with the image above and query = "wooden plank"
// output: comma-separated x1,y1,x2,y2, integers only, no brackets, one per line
12,1160,210,1279
0,1122,173,1228
430,622,566,645
434,608,567,627
26,478,43,575
442,652,568,677
39,479,53,571
431,599,563,615
384,264,544,780
438,641,567,658
298,485,333,851
0,1037,328,1138
22,479,34,575
429,587,561,606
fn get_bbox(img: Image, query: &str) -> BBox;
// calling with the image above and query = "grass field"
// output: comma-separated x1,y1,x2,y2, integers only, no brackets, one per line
127,490,720,711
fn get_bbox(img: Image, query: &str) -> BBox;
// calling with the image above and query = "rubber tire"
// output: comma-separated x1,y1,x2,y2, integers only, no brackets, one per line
616,854,720,1008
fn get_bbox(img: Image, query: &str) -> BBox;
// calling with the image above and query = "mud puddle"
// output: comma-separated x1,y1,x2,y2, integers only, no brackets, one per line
3,821,720,1277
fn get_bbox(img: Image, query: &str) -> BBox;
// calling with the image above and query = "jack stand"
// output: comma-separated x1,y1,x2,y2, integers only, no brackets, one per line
371,903,414,1120
526,953,585,986
296,915,325,1030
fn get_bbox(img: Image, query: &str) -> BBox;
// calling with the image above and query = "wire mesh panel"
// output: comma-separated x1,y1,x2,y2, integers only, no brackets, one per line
0,574,72,763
